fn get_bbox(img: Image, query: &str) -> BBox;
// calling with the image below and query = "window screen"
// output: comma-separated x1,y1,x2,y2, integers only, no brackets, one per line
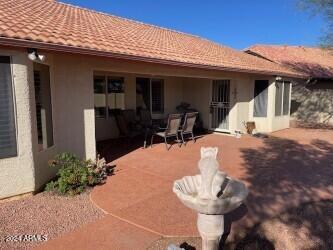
283,82,291,115
0,56,17,158
253,80,268,117
34,63,54,151
275,81,283,116
151,79,164,113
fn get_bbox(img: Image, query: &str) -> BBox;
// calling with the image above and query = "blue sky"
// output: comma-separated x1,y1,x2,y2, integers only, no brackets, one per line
61,0,326,49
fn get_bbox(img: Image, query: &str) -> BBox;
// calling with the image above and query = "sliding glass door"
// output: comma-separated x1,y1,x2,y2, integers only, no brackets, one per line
136,77,164,115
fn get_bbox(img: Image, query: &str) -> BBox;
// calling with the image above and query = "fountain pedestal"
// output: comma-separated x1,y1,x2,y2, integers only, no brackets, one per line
197,214,224,250
173,147,248,250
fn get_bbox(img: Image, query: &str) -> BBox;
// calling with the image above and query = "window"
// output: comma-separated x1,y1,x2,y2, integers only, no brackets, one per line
151,79,164,113
107,77,125,115
275,81,291,116
94,75,124,118
283,82,291,115
136,78,164,114
275,81,283,116
94,76,106,118
33,63,54,151
0,56,17,158
253,80,268,117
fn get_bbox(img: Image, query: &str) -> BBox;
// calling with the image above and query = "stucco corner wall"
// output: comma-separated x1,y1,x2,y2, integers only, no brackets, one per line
52,54,96,161
0,50,98,199
0,48,35,199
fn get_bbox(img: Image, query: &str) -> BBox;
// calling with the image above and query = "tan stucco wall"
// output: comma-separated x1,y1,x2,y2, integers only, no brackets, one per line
51,54,96,160
0,48,36,199
0,48,98,199
235,77,253,133
248,79,274,133
248,78,292,133
182,78,211,129
183,75,292,134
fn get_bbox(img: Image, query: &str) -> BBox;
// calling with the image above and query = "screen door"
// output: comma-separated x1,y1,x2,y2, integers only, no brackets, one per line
210,80,230,131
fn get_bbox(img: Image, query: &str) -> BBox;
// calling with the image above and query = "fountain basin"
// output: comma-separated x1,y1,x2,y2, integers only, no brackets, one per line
173,174,248,215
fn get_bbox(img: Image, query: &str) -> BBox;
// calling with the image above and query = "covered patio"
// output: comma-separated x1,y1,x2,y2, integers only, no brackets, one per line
43,128,333,249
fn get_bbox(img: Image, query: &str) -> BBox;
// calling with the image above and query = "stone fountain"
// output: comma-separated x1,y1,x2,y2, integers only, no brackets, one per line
173,147,248,250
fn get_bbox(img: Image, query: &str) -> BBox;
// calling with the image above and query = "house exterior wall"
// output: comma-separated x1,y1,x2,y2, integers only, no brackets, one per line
94,73,183,141
182,75,288,134
182,78,211,129
248,79,275,133
248,78,292,133
0,48,294,199
235,77,253,132
0,48,36,199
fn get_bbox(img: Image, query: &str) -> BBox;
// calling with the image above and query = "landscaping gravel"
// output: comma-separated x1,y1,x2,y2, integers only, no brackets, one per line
0,190,105,249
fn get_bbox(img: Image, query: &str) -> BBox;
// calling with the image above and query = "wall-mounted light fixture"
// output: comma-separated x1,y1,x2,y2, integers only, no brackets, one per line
27,48,46,62
275,76,283,81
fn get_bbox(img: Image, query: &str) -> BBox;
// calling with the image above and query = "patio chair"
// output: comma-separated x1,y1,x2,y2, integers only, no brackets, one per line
150,113,182,150
180,112,198,145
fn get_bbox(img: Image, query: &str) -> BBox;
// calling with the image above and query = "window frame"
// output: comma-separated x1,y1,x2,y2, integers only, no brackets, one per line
94,75,107,119
275,80,291,117
150,78,164,114
253,80,269,118
0,55,18,159
94,74,125,119
33,62,55,151
136,77,165,115
282,82,291,115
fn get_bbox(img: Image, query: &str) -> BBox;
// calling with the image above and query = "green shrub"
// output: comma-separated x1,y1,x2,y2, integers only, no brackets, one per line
45,153,113,195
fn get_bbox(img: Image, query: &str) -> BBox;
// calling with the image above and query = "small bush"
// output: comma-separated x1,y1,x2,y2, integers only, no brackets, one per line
45,153,113,195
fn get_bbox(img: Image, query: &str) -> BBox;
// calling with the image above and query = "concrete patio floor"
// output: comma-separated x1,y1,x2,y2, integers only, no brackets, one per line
39,128,333,249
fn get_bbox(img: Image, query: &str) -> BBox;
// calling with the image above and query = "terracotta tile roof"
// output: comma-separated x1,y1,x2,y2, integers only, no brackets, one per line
0,0,304,78
245,45,333,78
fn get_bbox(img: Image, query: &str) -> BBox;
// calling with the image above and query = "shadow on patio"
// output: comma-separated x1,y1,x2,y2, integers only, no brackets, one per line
96,137,144,163
96,134,207,163
227,136,333,249
93,129,333,249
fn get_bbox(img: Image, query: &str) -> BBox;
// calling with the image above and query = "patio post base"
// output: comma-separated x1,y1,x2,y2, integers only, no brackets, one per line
197,213,224,250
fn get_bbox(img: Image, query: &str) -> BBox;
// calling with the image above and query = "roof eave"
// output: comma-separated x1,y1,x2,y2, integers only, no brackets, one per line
0,37,305,79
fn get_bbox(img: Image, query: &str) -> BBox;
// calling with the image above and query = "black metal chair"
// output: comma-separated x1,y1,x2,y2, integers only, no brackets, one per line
180,112,198,145
151,113,182,150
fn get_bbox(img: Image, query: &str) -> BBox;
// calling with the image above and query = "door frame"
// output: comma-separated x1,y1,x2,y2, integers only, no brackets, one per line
209,79,232,133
